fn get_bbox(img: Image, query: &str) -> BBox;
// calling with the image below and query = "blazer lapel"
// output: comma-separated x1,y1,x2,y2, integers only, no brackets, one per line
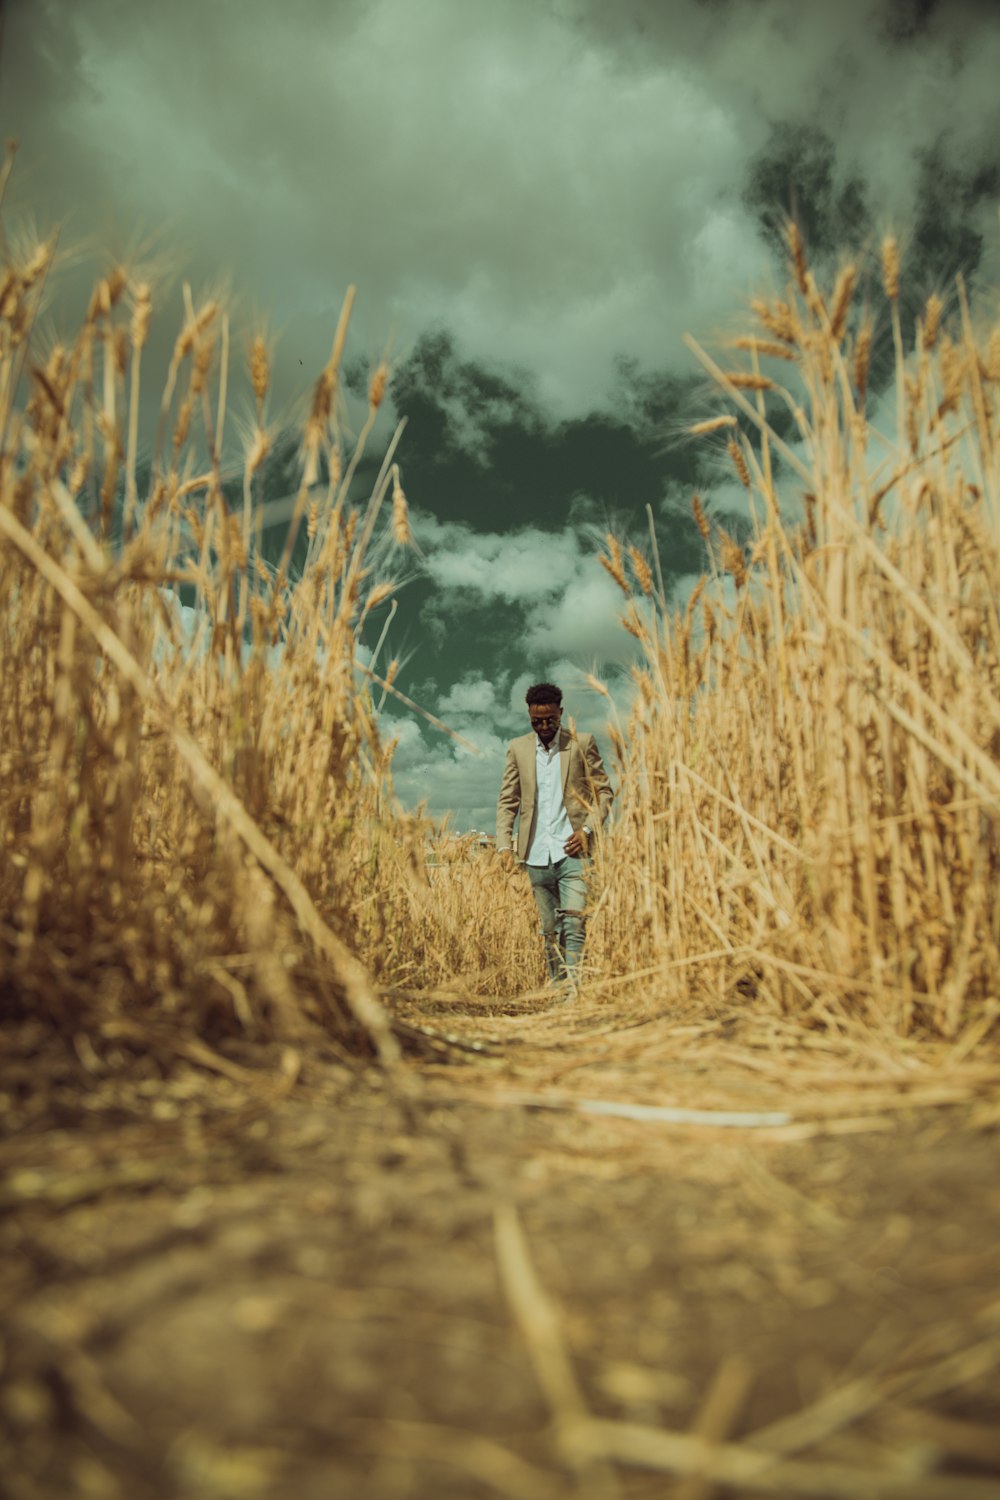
559,727,571,791
518,732,537,805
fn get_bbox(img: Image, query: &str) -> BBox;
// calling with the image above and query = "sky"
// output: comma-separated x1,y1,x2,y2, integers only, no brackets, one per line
4,0,1000,829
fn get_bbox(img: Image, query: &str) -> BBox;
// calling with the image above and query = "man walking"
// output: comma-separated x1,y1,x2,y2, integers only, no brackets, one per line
496,682,613,989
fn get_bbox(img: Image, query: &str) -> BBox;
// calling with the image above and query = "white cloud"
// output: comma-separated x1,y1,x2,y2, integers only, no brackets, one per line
436,673,506,718
388,716,509,831
691,208,773,313
523,568,632,664
413,510,642,671
414,516,588,603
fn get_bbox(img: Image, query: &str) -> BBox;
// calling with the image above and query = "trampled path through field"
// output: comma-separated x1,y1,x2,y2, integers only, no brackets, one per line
4,988,1000,1499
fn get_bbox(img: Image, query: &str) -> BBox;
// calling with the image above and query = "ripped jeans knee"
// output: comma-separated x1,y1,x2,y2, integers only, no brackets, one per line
527,856,587,982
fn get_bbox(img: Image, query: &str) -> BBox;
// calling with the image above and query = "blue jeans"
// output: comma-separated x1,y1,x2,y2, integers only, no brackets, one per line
526,856,587,983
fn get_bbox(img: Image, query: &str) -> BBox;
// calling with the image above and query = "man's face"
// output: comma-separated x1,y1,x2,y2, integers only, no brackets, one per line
528,703,562,746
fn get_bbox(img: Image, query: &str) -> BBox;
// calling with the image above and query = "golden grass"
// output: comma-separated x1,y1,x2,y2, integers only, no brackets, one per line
2,168,997,1068
0,195,432,1062
587,241,1000,1043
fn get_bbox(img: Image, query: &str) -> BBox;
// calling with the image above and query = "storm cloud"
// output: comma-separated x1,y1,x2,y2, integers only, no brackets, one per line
6,0,998,420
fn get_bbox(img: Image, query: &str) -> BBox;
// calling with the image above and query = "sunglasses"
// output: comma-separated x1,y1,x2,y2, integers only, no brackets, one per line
529,713,561,727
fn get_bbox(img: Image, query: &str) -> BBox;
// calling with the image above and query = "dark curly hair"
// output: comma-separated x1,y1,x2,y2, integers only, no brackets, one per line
525,682,562,707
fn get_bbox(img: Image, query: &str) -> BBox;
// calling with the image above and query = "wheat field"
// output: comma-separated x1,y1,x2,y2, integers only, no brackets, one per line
586,228,1000,1046
1,151,998,1069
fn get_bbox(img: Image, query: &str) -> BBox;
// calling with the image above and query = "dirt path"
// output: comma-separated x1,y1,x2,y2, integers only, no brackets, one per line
3,992,1000,1499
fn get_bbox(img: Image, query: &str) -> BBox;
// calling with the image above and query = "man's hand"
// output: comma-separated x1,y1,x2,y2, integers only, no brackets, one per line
498,848,517,873
564,829,588,858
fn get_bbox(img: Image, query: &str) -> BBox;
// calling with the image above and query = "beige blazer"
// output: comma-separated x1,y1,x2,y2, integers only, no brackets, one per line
496,727,614,862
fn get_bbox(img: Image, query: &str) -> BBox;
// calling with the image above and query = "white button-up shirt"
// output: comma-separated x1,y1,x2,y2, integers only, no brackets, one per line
525,737,574,866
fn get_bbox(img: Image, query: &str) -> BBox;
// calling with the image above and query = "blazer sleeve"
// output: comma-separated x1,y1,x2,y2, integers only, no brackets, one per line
582,732,614,828
496,744,521,851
